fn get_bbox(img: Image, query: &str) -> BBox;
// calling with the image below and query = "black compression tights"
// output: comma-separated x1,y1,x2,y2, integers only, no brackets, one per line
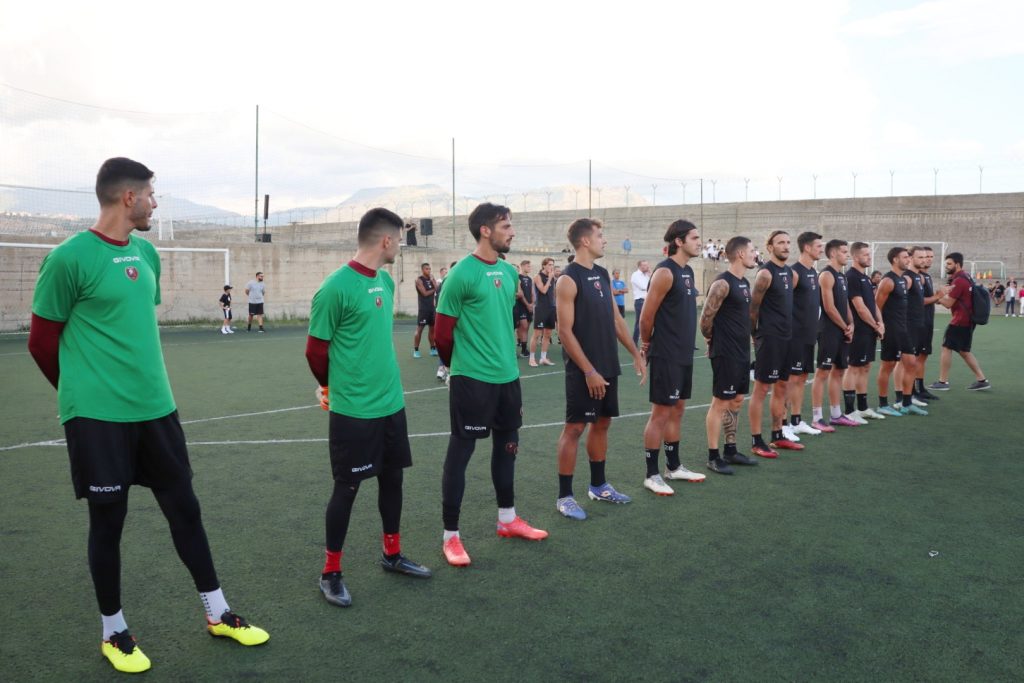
441,429,518,530
325,468,404,552
87,481,219,616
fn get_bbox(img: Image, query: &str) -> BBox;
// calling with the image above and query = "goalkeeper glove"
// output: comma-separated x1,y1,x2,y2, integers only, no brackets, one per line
316,385,329,411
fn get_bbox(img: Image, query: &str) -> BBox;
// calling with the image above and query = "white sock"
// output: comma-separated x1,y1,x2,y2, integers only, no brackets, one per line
529,353,535,361
200,588,230,622
812,407,823,422
830,406,842,419
443,530,459,542
498,507,516,524
540,352,547,361
102,610,128,640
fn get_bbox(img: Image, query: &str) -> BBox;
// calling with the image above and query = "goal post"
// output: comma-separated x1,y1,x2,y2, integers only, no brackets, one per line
868,241,947,281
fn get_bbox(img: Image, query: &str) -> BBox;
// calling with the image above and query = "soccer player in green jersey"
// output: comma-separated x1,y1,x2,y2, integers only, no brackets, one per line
306,208,432,608
435,203,548,567
27,158,268,675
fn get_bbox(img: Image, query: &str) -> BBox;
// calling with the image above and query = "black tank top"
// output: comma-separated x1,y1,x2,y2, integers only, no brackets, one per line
791,262,819,344
906,270,925,328
819,265,849,333
847,267,877,332
882,271,908,329
519,274,533,304
561,263,621,377
921,271,935,327
535,273,555,315
649,258,698,364
417,276,435,308
710,271,751,362
754,261,793,339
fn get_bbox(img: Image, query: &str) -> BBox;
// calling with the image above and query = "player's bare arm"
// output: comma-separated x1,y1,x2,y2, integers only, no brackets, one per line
534,270,553,294
611,289,647,385
415,278,429,297
555,275,607,399
875,275,893,311
749,268,771,333
819,270,844,329
638,268,672,356
700,279,729,341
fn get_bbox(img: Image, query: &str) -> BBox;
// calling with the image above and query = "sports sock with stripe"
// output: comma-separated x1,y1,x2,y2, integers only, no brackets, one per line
200,588,229,621
663,442,680,471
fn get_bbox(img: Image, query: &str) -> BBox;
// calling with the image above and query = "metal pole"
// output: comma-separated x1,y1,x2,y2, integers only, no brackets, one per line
451,137,456,246
588,159,592,213
652,184,657,206
852,172,857,198
890,170,894,196
934,168,938,196
254,105,259,241
979,165,984,193
699,178,704,248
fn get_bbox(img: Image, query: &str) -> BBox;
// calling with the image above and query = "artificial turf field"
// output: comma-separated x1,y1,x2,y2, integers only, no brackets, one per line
2,315,1022,682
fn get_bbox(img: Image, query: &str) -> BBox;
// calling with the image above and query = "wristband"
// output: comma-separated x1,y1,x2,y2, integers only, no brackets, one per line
585,369,597,377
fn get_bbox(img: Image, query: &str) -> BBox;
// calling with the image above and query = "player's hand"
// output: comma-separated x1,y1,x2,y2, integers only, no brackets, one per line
585,371,610,399
876,322,885,339
316,385,329,411
633,353,648,386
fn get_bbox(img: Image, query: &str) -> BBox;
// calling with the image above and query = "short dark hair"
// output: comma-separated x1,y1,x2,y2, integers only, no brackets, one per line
851,241,869,254
947,252,964,266
870,270,882,279
725,236,751,261
797,231,822,252
520,259,530,266
766,230,788,247
420,262,430,269
664,219,698,255
357,207,403,246
450,261,457,268
825,239,848,258
887,246,908,265
909,245,928,255
468,202,510,240
922,246,934,252
95,157,154,207
567,218,601,248
566,254,575,263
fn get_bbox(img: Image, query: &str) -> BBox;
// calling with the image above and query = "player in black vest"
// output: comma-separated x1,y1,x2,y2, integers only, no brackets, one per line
554,219,646,518
413,263,438,358
875,246,926,416
785,232,824,438
810,240,858,429
911,246,947,401
701,236,758,475
749,230,801,456
902,253,928,409
514,260,534,357
529,257,557,366
637,220,707,496
844,241,887,421
219,285,234,335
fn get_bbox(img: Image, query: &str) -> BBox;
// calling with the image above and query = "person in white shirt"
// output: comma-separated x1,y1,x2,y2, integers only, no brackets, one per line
1005,281,1018,317
630,260,651,345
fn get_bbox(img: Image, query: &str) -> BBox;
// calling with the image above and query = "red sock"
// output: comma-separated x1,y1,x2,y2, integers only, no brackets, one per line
383,533,401,556
323,549,342,574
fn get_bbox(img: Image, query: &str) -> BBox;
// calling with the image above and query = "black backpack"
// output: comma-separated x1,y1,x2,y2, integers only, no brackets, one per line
963,273,990,325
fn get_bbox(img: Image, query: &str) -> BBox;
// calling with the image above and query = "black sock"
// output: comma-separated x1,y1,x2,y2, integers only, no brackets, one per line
791,414,801,427
843,390,856,414
724,442,737,456
414,346,419,351
558,474,573,499
902,393,913,408
752,434,767,448
857,393,868,411
644,448,660,477
708,448,720,462
247,323,251,331
589,460,605,488
879,395,889,407
895,390,903,403
771,429,783,442
663,441,680,470
914,378,924,393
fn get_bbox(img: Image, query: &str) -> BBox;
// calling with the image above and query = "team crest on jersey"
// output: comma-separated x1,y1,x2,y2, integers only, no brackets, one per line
125,266,138,281
375,296,382,308
494,278,502,288
684,277,692,288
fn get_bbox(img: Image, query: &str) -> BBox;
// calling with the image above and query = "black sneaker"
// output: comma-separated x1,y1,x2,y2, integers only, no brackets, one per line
917,389,940,401
706,457,735,475
927,381,950,391
319,571,352,607
724,451,758,466
967,379,991,391
380,553,432,578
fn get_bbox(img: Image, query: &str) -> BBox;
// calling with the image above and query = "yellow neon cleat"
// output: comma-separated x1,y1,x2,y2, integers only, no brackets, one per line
101,631,152,673
207,611,270,646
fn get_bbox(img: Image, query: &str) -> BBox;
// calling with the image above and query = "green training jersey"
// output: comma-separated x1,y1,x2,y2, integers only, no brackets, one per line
309,262,404,419
31,230,176,424
436,255,520,384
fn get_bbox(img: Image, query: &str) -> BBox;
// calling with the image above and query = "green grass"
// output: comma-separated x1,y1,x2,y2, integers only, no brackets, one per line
2,316,1023,682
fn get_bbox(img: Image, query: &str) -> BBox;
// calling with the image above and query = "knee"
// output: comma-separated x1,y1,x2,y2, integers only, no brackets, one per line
495,430,519,457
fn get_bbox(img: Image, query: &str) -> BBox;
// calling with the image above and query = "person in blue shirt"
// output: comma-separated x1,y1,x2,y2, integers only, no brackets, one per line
611,269,628,316
623,237,632,256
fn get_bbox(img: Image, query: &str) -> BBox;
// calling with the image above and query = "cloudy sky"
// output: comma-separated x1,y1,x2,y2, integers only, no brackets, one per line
1,0,1022,214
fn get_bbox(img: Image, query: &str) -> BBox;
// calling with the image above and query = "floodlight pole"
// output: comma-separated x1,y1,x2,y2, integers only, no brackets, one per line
588,159,592,213
451,137,456,246
254,105,259,241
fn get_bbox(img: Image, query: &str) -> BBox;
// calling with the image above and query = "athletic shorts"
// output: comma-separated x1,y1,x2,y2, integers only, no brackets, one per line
848,330,877,367
329,409,412,481
248,303,264,316
418,308,436,326
222,308,232,320
880,326,916,361
647,357,693,405
916,326,933,356
711,356,750,400
513,303,532,323
63,411,192,502
788,342,815,375
817,329,850,370
448,375,523,439
565,372,619,423
942,324,974,353
753,336,791,383
534,311,555,330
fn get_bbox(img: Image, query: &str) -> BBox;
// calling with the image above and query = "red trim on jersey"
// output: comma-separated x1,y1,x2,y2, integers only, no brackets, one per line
472,254,497,265
28,313,65,389
89,229,130,246
305,335,330,386
347,260,376,278
435,313,457,367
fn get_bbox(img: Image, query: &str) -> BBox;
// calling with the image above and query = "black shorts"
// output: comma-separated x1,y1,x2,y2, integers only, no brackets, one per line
63,411,193,502
880,326,916,361
942,324,974,353
418,308,436,326
916,326,933,355
848,329,877,367
534,311,555,330
648,357,693,405
248,303,264,316
817,329,850,370
449,375,523,439
711,356,750,400
617,304,626,317
329,409,412,481
513,303,532,323
753,336,791,383
788,342,815,375
222,308,232,320
565,372,619,423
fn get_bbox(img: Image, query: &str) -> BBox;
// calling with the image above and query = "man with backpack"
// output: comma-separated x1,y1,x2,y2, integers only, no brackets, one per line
929,252,991,391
